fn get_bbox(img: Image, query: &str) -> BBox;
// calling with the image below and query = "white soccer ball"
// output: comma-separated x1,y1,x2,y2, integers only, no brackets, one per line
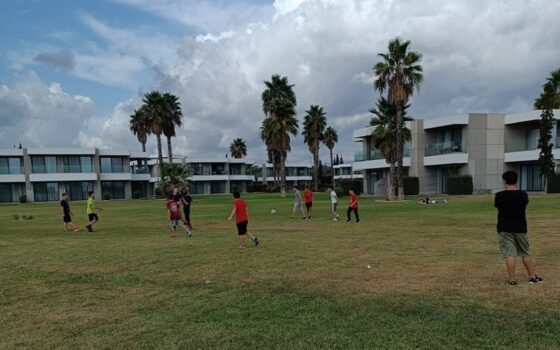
270,209,277,215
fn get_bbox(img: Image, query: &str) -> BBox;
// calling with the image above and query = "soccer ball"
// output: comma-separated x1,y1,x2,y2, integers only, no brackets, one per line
270,209,277,215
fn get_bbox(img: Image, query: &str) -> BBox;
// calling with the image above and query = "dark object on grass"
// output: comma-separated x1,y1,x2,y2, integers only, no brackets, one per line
19,194,27,204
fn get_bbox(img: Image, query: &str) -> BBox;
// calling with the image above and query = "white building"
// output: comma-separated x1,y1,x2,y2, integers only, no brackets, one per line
257,163,312,189
333,164,363,181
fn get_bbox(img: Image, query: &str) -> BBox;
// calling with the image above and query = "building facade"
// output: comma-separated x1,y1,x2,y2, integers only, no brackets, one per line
258,163,312,189
0,148,150,203
333,164,363,182
353,110,560,196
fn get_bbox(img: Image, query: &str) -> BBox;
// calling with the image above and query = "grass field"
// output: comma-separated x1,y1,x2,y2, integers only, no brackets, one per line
1,193,560,349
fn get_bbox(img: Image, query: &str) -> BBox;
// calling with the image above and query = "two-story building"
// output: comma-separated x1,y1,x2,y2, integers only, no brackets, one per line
333,164,363,182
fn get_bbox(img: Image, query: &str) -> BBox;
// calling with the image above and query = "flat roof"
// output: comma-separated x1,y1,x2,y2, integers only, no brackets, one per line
505,109,560,125
27,147,96,155
423,114,469,130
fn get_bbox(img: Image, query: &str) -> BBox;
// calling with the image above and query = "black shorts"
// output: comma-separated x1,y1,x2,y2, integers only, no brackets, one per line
88,213,99,222
236,221,248,235
305,202,313,210
63,214,72,223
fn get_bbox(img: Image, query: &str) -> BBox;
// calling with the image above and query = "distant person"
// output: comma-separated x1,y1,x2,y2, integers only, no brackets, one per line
60,192,79,232
181,187,194,231
329,187,339,221
85,191,102,232
167,192,190,238
171,186,182,202
346,189,360,223
494,170,542,286
227,191,259,249
303,186,314,219
291,186,306,219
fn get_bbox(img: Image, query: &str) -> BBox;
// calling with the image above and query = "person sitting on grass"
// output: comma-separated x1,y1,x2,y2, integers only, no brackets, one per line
494,170,542,286
85,191,102,232
167,192,190,238
227,191,259,249
60,192,79,232
346,189,360,223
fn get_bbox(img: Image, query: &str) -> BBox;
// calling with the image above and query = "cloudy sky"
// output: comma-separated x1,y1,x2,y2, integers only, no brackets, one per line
1,0,559,164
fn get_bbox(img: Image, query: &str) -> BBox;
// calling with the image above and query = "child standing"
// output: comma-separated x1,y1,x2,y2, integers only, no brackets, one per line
291,186,306,219
329,188,339,221
60,192,79,232
227,192,259,248
85,191,102,232
303,186,314,219
181,187,193,231
494,170,542,285
346,189,360,223
167,193,190,238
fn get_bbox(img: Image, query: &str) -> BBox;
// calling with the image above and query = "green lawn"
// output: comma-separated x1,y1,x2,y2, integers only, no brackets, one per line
1,193,560,349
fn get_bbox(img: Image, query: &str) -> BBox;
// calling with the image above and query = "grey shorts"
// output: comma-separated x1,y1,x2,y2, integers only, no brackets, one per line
294,202,302,210
498,232,530,258
331,203,337,212
169,220,180,227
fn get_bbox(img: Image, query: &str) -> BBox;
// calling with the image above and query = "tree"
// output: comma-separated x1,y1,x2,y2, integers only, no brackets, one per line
369,97,412,199
142,91,169,180
129,105,151,152
260,74,298,196
161,93,184,163
374,38,423,200
340,156,344,164
230,138,247,159
157,163,191,197
534,68,560,193
323,126,338,187
302,105,327,190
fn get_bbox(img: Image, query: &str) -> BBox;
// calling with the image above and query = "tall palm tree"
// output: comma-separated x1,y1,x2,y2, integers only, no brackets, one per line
230,138,247,159
323,126,338,188
374,37,423,200
261,74,298,196
142,91,169,180
129,105,150,152
302,105,327,190
369,98,412,199
161,93,184,163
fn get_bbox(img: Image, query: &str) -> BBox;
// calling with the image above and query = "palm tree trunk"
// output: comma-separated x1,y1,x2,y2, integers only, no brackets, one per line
388,161,397,200
141,142,146,153
396,105,405,200
166,136,173,163
156,133,164,181
280,153,287,197
313,144,319,190
329,148,335,188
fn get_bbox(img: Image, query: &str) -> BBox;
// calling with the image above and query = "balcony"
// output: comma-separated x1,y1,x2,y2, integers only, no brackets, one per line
0,166,24,175
130,165,149,174
354,149,384,162
425,141,464,156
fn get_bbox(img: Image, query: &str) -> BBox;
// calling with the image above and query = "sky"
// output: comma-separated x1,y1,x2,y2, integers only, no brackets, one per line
1,0,559,164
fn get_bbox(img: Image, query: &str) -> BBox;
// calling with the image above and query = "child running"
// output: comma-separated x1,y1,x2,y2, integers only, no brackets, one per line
346,189,360,223
494,170,542,285
166,192,190,238
227,192,259,249
329,187,340,221
303,186,314,219
291,185,306,219
85,191,102,232
60,192,80,232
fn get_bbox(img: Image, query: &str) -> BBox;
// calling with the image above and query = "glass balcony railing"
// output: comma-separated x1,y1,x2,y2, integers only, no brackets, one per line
130,165,149,174
354,149,385,162
425,141,464,156
557,136,560,148
0,166,24,175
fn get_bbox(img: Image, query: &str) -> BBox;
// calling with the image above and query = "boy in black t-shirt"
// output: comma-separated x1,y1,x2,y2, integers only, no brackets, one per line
60,192,80,232
181,187,193,231
494,171,542,285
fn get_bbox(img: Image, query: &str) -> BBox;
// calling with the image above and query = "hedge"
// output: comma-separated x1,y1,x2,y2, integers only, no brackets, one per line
547,174,560,193
336,179,362,197
447,175,473,195
247,183,268,193
403,177,419,196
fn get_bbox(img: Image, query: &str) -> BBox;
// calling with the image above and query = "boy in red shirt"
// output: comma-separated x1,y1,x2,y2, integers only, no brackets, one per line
346,189,360,223
166,193,190,238
303,186,314,219
227,192,259,248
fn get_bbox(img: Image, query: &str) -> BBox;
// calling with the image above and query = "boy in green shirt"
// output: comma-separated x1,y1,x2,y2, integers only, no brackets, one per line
86,191,102,232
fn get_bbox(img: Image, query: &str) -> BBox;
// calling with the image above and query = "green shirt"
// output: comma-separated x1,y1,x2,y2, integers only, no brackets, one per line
87,197,95,214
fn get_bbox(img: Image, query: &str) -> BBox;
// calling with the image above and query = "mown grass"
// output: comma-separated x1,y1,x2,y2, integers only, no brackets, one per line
1,193,559,349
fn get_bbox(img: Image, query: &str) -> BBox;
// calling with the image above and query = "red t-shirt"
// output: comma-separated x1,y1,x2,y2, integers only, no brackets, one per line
304,190,313,203
349,193,359,208
166,199,181,220
234,198,248,223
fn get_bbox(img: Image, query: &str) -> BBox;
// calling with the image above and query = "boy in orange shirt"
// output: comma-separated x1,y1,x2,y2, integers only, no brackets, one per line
303,186,314,219
227,192,259,248
346,189,360,223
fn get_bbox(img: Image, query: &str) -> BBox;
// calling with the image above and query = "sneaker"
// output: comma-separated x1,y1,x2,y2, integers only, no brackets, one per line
346,219,351,223
302,217,307,220
253,236,259,247
239,245,245,249
185,228,192,237
507,280,517,286
333,218,338,222
528,276,543,284
86,225,93,232
356,220,360,223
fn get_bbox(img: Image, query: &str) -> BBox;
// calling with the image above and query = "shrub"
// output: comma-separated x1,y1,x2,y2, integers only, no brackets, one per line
103,192,112,200
403,177,419,196
132,191,142,199
154,186,165,198
447,175,473,195
13,214,19,220
547,174,560,193
248,183,267,193
337,179,362,196
19,194,27,204
266,185,281,193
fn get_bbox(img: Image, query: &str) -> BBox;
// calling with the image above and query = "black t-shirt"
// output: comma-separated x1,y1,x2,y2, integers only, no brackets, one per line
172,194,182,203
182,195,193,207
60,199,70,216
494,190,528,233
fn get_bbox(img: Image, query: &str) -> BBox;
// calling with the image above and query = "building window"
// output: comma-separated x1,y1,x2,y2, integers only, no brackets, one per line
0,157,22,174
191,182,204,194
132,181,148,198
100,157,126,173
212,164,225,175
61,182,94,201
80,157,92,173
34,182,59,202
102,181,125,199
210,181,226,193
0,183,24,202
520,164,543,191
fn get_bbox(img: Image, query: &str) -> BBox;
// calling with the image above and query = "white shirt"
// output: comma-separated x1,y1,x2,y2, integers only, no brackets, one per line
330,190,338,204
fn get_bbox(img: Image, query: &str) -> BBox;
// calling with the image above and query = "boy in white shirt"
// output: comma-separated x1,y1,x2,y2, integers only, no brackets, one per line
328,188,340,221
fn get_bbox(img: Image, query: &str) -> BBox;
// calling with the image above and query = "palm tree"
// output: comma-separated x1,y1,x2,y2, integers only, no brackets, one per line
129,105,150,152
369,98,412,199
374,37,423,200
142,91,169,180
261,74,298,196
230,138,247,159
302,105,327,190
161,93,183,163
323,126,338,188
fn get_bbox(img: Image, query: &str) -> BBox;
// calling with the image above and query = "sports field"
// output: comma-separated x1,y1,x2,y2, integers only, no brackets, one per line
1,193,559,349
